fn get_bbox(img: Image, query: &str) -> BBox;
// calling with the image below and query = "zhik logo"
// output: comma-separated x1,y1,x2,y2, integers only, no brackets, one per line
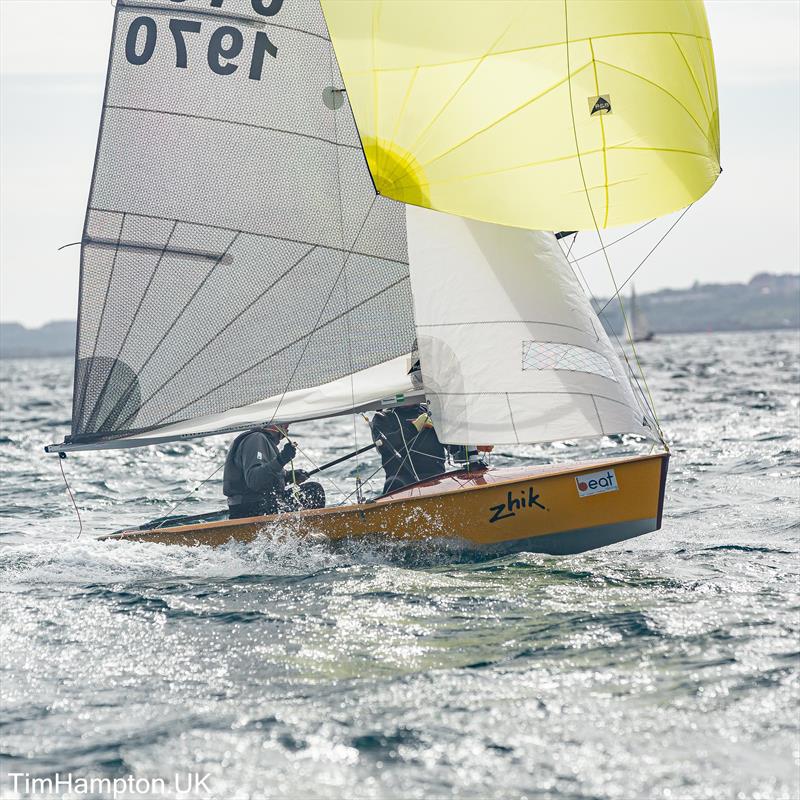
488,486,546,523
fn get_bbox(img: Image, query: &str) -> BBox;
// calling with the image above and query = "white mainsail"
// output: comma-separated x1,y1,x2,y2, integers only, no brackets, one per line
406,206,657,445
48,0,418,452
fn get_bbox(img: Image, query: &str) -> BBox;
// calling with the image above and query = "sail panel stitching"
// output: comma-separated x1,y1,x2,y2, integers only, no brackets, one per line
133,245,318,420
104,105,362,151
87,219,179,433
115,231,241,430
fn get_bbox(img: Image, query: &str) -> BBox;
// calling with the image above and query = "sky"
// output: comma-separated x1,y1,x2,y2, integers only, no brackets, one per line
0,0,798,327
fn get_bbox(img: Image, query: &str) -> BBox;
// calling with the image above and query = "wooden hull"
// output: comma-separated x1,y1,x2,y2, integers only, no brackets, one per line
104,453,669,555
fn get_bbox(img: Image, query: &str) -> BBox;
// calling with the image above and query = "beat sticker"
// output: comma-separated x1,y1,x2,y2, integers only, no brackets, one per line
576,468,618,497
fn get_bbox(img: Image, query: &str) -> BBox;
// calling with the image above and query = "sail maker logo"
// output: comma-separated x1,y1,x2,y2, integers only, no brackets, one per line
575,469,618,497
588,94,612,116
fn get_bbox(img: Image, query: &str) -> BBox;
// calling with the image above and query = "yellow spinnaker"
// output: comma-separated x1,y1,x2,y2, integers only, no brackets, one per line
321,0,720,231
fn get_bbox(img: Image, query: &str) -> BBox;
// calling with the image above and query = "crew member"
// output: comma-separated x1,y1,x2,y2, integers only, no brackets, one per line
370,404,446,494
223,424,325,519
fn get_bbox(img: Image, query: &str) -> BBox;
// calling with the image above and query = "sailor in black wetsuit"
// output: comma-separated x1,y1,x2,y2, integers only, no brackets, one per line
370,403,492,494
223,424,325,519
370,405,446,494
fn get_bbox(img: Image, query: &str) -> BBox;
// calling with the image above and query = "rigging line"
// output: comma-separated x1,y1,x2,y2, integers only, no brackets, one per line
565,248,654,424
570,233,654,423
564,236,598,311
265,194,379,429
57,241,81,251
559,238,656,424
338,460,385,505
598,205,692,315
588,39,610,226
280,435,348,499
381,413,437,493
153,462,225,530
568,218,656,264
563,2,666,447
58,455,83,539
559,230,656,423
567,221,656,423
339,412,430,505
570,262,650,422
397,417,421,483
564,231,578,261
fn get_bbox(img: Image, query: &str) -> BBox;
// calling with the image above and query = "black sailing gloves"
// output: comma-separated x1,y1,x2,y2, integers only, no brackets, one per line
278,441,297,466
287,469,310,485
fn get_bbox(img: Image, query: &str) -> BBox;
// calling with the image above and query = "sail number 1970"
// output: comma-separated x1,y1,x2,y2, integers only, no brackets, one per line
124,1,283,81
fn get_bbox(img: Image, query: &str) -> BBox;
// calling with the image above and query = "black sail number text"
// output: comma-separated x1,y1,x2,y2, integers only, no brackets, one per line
124,15,277,80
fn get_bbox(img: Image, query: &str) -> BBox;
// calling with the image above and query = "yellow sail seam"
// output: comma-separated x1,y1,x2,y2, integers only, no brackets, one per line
611,145,711,158
392,146,607,190
594,59,714,151
588,38,610,228
387,66,419,164
381,23,514,187
670,33,712,124
694,35,716,112
417,61,593,172
341,31,712,77
693,36,720,162
391,144,712,193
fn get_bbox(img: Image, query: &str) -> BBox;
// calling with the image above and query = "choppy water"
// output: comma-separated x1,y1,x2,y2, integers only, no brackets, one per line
1,330,799,800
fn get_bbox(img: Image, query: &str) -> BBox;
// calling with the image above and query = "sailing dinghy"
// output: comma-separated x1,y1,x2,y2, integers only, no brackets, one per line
630,285,655,343
47,0,720,555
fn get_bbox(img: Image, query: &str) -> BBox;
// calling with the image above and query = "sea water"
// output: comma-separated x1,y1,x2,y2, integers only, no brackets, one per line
1,330,798,800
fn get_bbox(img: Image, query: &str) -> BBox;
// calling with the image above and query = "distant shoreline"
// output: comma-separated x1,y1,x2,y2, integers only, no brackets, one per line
0,327,796,361
2,272,797,358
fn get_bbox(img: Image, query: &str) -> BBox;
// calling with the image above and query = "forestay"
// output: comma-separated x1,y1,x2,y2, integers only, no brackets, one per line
55,0,415,451
406,206,658,445
322,0,720,230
